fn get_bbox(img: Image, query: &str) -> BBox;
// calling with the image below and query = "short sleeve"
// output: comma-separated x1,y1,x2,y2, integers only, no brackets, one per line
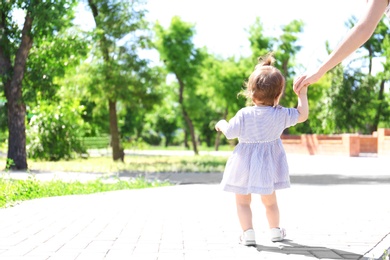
223,110,243,140
283,107,300,128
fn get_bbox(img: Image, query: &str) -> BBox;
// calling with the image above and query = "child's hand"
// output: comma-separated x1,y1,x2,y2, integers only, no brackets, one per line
294,85,308,95
215,120,227,132
299,86,308,95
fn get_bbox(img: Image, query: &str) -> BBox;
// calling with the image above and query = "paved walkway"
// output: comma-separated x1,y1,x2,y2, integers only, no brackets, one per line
0,154,390,260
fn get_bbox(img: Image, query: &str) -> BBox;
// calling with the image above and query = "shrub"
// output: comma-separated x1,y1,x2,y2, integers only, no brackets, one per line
27,101,89,161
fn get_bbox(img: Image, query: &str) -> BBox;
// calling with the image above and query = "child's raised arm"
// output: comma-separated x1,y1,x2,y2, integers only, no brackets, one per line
296,86,309,123
215,120,228,133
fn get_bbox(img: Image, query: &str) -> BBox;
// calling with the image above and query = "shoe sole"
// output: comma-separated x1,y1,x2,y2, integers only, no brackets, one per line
271,237,284,242
241,240,256,246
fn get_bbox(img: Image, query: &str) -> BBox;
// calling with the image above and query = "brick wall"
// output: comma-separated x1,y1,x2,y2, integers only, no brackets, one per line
281,128,389,157
359,135,377,153
282,134,360,156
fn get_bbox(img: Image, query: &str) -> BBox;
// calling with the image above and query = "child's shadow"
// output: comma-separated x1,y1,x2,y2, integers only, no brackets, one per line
255,239,363,259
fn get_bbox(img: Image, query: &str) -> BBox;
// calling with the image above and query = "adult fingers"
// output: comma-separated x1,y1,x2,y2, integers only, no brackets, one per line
293,75,306,87
293,76,306,93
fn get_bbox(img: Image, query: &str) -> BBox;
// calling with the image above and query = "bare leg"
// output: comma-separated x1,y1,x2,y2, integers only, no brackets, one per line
235,194,253,231
261,192,280,228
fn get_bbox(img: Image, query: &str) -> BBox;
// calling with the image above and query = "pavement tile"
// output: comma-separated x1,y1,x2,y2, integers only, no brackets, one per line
1,154,389,260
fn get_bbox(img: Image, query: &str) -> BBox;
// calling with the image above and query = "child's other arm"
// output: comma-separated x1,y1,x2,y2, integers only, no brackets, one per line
215,120,229,133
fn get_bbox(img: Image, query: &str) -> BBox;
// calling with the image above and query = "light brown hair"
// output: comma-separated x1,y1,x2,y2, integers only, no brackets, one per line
242,53,285,106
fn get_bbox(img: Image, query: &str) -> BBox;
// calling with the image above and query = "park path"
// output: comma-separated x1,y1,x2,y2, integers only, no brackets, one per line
1,153,389,259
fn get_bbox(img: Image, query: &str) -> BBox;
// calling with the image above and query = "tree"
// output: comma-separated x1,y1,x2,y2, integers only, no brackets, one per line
154,16,205,155
362,17,390,132
147,82,181,147
199,55,247,150
0,0,79,169
86,0,161,161
323,16,390,134
376,27,390,129
27,100,89,161
273,20,304,110
247,17,273,61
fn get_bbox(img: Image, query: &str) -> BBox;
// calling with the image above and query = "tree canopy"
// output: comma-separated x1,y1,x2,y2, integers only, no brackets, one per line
1,1,389,166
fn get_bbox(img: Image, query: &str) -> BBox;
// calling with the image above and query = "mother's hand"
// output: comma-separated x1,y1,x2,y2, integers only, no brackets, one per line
293,70,323,94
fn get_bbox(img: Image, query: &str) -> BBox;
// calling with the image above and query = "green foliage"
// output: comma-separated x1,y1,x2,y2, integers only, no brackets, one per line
123,137,149,150
27,101,89,161
200,55,248,118
2,1,388,158
382,248,389,260
144,81,181,147
5,159,15,171
81,0,163,148
154,16,202,81
0,94,7,132
292,73,332,134
325,16,390,134
247,17,273,60
1,0,85,105
24,31,89,104
154,16,207,154
0,176,170,208
141,129,162,146
21,155,229,174
56,62,110,137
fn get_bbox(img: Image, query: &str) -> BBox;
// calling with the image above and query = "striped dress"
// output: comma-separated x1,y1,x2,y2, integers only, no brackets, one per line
216,105,299,195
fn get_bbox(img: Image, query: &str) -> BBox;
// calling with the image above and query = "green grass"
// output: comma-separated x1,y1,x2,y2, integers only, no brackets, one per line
140,144,235,152
0,154,229,208
14,155,229,174
0,176,170,208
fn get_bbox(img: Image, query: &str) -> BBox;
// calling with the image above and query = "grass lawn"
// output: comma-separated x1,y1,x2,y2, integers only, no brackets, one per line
0,151,230,208
27,155,228,173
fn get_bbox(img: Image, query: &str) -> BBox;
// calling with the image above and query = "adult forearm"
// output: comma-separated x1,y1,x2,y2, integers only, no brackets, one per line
318,0,387,75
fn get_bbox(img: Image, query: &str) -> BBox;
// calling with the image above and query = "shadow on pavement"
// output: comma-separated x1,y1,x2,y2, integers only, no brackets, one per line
118,172,390,186
255,239,364,259
291,174,390,185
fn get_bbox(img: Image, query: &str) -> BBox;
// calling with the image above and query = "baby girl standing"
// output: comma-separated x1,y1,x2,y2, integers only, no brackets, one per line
215,53,309,246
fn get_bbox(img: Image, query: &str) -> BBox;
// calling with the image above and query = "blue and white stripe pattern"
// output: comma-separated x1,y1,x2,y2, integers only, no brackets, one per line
217,105,299,195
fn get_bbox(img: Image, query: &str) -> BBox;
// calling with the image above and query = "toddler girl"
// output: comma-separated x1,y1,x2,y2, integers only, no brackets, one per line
215,53,309,246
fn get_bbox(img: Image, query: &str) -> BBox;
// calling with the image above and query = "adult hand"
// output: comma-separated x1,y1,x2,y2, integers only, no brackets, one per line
293,70,322,94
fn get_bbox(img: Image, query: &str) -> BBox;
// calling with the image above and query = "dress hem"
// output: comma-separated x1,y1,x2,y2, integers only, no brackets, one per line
222,182,290,195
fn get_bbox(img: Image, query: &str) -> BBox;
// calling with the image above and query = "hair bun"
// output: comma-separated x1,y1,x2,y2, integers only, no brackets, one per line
258,53,275,66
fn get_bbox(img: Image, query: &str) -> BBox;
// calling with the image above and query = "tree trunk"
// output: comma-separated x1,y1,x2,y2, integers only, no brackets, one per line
3,13,33,170
109,100,123,161
176,75,198,155
214,107,228,151
183,129,189,149
7,88,27,170
88,0,123,162
181,106,198,155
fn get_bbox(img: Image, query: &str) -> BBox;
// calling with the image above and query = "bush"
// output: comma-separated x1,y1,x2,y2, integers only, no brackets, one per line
142,130,162,145
27,101,90,161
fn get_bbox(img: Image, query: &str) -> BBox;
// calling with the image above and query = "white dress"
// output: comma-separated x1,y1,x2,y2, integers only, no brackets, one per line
216,105,299,195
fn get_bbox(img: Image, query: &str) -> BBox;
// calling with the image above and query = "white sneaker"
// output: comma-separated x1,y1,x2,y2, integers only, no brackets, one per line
270,227,286,242
239,229,256,246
